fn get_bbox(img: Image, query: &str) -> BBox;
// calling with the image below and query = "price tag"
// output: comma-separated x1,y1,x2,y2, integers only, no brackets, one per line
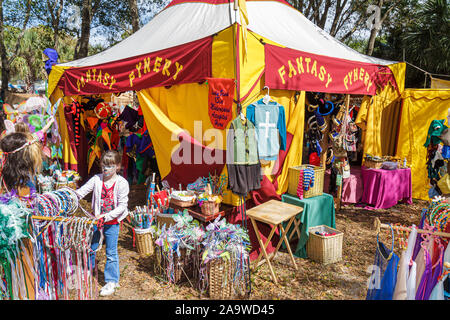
336,174,343,186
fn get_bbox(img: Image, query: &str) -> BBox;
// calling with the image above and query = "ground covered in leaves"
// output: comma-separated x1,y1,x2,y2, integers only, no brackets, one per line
89,184,427,300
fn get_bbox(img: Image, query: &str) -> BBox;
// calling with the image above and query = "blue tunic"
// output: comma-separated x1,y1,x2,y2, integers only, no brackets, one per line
246,99,286,161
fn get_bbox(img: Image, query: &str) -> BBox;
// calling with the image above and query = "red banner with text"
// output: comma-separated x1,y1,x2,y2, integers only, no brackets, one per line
264,44,397,95
58,36,213,96
207,78,235,130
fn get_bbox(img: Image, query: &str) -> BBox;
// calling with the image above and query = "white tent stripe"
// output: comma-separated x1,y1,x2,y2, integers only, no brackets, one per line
60,0,396,69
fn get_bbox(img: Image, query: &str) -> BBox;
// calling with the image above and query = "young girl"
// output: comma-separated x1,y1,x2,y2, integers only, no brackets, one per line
75,150,130,296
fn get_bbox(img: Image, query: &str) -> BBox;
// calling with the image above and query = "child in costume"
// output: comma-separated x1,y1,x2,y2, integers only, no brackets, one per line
75,150,130,296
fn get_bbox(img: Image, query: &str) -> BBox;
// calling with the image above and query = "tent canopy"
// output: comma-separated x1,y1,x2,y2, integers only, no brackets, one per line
49,0,400,97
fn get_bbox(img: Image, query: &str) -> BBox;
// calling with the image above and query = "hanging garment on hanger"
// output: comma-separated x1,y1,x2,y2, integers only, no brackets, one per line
393,251,409,300
415,241,433,300
414,237,432,291
118,105,139,130
393,225,418,300
226,116,261,196
366,228,400,300
424,240,445,300
406,261,417,300
246,99,286,161
429,273,448,300
412,212,427,261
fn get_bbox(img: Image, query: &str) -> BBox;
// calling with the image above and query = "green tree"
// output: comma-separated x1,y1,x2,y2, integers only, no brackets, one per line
0,0,32,101
369,0,449,87
403,0,449,80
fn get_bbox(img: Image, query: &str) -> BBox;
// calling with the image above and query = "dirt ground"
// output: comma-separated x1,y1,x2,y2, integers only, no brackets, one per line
90,184,427,300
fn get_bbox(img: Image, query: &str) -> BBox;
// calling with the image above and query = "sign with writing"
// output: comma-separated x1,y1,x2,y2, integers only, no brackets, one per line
58,36,213,96
207,78,235,130
264,44,397,96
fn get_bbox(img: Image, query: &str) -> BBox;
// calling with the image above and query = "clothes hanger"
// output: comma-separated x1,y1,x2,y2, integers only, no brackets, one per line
262,86,271,104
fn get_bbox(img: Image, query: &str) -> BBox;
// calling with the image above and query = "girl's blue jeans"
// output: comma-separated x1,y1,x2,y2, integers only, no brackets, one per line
90,224,120,283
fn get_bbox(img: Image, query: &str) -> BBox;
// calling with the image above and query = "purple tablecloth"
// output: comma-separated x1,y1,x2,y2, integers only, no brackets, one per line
361,166,412,209
324,166,363,204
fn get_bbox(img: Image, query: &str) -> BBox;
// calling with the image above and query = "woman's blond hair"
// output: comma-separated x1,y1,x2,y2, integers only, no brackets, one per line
15,122,30,133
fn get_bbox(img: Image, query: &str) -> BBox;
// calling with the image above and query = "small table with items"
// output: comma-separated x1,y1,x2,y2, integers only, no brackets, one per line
281,193,336,258
361,166,412,209
245,199,303,284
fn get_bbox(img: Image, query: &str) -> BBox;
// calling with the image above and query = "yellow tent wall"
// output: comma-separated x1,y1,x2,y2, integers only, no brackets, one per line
396,89,450,200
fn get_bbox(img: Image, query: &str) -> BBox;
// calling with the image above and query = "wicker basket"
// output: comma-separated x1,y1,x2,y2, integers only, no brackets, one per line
208,257,234,299
156,212,176,229
306,225,343,265
55,181,78,190
363,158,384,169
134,228,154,256
200,200,220,216
157,247,198,284
287,165,324,198
170,197,196,208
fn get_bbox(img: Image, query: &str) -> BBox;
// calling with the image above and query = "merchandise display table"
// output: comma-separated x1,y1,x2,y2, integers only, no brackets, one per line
361,166,412,209
246,200,303,284
281,193,336,258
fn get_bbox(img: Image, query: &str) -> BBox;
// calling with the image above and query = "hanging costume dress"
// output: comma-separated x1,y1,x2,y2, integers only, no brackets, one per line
366,227,399,300
393,225,418,300
226,116,261,196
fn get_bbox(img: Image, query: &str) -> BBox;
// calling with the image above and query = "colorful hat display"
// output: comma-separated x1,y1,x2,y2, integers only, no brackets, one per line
317,100,335,116
94,102,112,119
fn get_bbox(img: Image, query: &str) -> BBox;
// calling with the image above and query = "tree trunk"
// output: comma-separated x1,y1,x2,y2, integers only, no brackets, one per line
74,0,93,59
53,0,64,50
329,0,348,37
128,0,140,33
366,27,379,56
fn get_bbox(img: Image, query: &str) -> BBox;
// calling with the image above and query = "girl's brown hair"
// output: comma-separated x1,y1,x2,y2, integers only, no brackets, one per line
100,150,121,168
0,132,43,190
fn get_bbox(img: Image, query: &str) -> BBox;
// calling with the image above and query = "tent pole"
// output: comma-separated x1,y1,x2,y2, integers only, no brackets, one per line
234,22,241,114
337,94,351,210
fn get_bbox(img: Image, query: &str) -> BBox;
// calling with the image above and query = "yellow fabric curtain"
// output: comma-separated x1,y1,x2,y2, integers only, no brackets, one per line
355,62,405,159
50,87,80,169
396,89,450,200
355,82,402,158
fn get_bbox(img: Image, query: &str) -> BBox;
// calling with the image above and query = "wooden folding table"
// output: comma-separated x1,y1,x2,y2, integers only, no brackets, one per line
246,199,303,284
